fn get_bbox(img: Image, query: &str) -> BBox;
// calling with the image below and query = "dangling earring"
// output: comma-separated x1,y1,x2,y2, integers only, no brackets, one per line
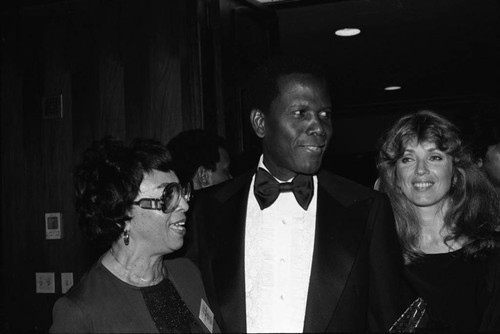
123,230,130,246
452,174,458,187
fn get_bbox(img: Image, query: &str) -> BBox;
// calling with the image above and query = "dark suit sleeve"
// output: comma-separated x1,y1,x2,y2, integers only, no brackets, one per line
166,258,222,333
367,193,414,331
184,192,205,267
184,191,225,330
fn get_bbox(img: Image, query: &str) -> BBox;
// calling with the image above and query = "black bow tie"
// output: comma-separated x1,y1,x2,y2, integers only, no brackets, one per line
254,168,313,210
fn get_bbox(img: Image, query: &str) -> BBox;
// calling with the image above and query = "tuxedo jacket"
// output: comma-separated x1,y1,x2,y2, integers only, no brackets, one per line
187,169,409,333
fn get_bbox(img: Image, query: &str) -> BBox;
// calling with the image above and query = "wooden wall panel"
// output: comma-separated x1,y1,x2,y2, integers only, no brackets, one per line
38,18,78,330
98,1,126,139
1,16,27,333
180,0,204,131
149,0,182,142
1,1,204,331
123,38,152,140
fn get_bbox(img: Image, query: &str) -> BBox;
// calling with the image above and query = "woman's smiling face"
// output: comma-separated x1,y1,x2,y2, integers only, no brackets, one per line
131,170,189,254
396,140,454,210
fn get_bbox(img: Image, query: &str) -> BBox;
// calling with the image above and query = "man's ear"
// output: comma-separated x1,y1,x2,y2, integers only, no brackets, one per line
250,108,265,138
197,166,212,188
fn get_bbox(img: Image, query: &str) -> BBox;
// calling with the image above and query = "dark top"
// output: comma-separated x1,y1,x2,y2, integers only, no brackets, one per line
50,257,220,333
404,249,500,332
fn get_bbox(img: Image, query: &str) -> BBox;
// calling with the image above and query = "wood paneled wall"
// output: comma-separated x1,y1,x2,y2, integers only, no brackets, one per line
0,0,209,331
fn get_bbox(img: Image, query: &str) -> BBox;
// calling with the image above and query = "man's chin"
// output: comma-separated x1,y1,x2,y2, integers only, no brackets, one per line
295,162,322,175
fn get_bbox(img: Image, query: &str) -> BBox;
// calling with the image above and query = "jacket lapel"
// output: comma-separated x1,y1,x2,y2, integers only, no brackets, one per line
207,170,369,332
304,171,367,332
210,172,253,333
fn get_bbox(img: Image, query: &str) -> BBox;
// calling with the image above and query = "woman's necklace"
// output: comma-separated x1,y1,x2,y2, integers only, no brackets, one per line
109,248,164,286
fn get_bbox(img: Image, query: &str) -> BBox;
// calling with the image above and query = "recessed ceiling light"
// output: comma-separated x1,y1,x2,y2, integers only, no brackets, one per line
384,86,402,91
334,28,361,37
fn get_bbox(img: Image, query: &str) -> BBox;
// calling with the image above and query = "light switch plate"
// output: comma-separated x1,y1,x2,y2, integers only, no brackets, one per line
61,272,74,294
42,94,63,119
36,272,55,293
45,212,62,239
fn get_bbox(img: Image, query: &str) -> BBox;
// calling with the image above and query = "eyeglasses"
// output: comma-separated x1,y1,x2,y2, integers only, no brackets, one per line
133,182,191,213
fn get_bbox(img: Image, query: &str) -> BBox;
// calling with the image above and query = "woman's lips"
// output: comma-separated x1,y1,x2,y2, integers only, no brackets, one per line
412,181,434,191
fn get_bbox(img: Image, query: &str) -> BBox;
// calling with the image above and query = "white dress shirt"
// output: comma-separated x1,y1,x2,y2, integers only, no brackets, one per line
245,156,317,333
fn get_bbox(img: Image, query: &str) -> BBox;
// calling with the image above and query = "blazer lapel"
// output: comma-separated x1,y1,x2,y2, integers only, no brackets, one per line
210,172,253,333
304,172,367,332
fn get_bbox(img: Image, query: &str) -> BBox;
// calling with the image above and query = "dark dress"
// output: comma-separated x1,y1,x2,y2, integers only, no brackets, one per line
404,248,500,332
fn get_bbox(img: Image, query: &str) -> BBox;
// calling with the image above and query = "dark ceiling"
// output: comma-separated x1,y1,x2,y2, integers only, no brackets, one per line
3,0,499,110
264,0,500,108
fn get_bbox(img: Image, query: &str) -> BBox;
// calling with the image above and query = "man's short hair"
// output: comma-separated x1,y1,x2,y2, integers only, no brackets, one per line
167,129,227,185
244,55,330,115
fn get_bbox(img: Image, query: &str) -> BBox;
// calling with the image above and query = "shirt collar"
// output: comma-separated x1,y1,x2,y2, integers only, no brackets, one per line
257,154,294,183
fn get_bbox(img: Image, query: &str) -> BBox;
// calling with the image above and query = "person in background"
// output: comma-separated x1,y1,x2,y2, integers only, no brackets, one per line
167,129,231,190
186,55,409,332
377,110,500,332
50,136,219,333
467,101,500,195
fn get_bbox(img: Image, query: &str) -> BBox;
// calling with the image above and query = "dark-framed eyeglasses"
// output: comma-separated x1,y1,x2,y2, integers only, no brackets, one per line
133,182,191,213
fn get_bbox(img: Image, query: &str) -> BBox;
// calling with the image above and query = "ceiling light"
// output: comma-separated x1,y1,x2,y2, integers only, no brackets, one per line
384,86,402,91
334,28,361,37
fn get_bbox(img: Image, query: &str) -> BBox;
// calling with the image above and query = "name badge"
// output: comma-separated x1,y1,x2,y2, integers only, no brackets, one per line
199,298,214,333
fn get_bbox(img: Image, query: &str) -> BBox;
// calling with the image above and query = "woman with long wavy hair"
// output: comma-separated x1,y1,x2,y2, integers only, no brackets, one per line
377,110,500,332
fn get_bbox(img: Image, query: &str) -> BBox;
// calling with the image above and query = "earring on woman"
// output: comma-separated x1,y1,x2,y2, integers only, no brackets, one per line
123,230,130,246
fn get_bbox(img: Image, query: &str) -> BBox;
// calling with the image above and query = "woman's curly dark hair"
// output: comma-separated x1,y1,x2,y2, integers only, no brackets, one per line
74,136,173,246
376,110,500,264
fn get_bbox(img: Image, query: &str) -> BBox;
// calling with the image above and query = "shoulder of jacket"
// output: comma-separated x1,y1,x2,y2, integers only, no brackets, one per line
317,170,383,207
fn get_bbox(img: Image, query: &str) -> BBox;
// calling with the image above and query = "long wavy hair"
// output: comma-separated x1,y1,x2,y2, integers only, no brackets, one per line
74,136,173,247
377,110,500,264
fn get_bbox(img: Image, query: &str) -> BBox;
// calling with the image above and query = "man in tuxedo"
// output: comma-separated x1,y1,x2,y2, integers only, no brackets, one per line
187,56,408,332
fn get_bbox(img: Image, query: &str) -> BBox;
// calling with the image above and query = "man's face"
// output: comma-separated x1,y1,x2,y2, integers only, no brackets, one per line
257,73,332,180
208,147,232,186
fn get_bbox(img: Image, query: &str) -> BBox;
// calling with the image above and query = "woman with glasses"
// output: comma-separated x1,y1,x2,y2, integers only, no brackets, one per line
50,136,219,333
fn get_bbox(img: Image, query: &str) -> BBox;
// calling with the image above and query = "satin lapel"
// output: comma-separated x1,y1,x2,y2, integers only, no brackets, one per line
210,175,252,333
303,179,366,332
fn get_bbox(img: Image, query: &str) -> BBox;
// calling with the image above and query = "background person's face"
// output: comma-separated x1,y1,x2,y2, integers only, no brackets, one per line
260,73,332,180
208,147,232,186
396,140,453,210
483,143,500,191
